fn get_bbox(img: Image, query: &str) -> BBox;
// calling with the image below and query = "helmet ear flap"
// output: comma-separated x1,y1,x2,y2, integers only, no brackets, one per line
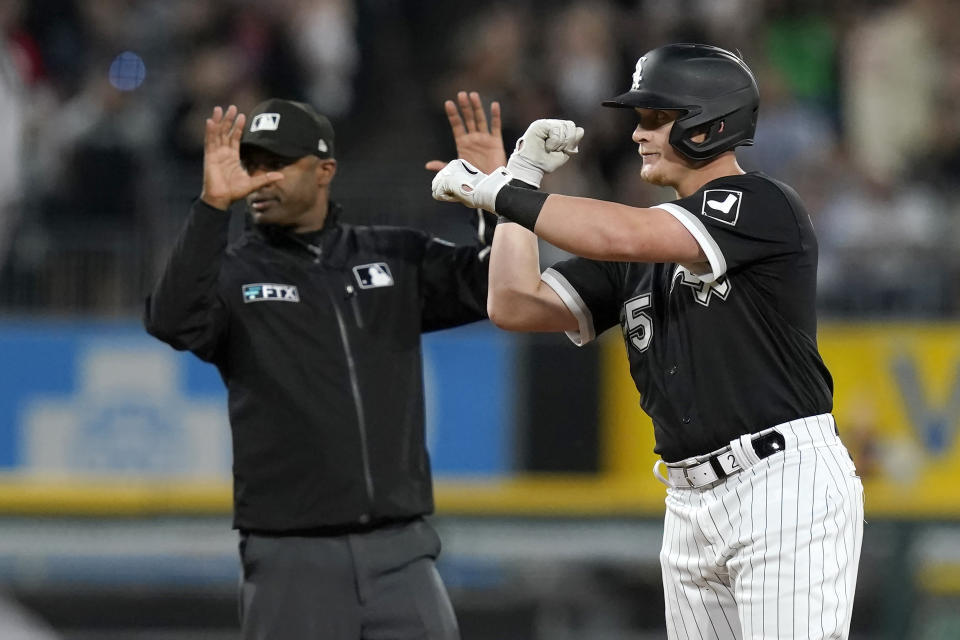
684,120,722,144
703,119,728,142
669,119,724,161
669,98,758,161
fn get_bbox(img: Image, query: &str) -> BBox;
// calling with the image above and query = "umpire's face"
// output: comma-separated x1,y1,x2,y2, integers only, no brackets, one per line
242,147,337,231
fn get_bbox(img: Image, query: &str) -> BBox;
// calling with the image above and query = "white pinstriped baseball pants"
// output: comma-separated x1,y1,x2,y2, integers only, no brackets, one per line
660,413,864,640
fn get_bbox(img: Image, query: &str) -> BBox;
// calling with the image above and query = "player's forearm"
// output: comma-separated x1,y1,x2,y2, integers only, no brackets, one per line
487,222,540,328
487,223,569,332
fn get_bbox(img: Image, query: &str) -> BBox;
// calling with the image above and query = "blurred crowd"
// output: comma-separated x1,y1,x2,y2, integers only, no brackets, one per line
2,0,960,316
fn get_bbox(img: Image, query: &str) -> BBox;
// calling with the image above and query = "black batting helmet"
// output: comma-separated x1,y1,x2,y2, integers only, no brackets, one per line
602,43,759,161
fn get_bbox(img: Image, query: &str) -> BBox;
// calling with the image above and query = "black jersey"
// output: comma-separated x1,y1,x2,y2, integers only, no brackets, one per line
543,172,833,461
145,201,491,532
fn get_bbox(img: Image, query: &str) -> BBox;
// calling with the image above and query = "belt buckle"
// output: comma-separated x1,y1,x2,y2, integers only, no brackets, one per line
680,460,720,488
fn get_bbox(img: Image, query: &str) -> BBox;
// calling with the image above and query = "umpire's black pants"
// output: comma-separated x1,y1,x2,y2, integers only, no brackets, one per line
238,518,460,640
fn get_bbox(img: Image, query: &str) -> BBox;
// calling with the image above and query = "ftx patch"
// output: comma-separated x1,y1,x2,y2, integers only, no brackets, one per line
242,283,300,303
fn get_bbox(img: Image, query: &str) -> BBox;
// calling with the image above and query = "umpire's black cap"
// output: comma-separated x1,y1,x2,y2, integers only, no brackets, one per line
240,98,335,160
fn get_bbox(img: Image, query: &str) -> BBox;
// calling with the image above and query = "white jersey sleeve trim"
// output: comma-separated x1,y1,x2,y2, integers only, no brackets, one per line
541,268,595,346
655,202,727,282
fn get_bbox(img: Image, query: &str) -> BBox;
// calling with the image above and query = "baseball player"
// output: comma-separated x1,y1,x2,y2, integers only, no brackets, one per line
431,45,864,639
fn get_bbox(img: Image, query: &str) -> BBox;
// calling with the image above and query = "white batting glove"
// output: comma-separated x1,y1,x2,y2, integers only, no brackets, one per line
505,119,585,188
431,159,511,212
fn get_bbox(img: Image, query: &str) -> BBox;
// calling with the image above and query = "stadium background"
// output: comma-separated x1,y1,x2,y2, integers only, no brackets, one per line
2,0,960,637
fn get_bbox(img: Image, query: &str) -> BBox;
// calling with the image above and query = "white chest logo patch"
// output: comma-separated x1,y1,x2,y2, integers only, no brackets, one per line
250,113,280,132
671,266,731,307
242,283,300,303
352,263,394,289
701,189,742,225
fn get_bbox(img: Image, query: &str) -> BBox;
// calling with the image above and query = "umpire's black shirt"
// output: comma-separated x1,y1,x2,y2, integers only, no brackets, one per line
144,200,491,532
542,173,833,462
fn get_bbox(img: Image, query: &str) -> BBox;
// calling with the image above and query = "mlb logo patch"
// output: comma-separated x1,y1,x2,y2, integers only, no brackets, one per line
352,263,394,289
250,113,281,132
242,283,300,303
701,189,742,225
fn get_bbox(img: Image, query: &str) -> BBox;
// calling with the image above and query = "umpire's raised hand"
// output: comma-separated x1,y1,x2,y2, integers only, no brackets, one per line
200,105,284,211
426,91,507,175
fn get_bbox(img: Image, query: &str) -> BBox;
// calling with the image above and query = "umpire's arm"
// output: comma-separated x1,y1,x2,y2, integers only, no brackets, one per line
144,105,281,359
143,199,230,361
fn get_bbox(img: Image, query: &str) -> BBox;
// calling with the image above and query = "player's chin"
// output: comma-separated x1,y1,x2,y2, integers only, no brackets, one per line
639,164,667,186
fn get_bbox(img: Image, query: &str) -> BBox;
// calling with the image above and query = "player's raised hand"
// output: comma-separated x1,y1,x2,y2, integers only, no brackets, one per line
200,105,284,210
506,119,585,187
426,91,507,174
431,159,510,212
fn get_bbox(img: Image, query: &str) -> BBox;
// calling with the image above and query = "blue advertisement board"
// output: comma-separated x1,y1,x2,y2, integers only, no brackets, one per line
422,323,515,475
0,321,514,479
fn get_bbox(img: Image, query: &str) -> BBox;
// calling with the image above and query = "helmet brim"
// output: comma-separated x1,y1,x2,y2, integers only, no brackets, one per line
601,89,694,112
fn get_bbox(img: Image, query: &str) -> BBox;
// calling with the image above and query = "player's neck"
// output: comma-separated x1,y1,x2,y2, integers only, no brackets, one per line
674,153,745,198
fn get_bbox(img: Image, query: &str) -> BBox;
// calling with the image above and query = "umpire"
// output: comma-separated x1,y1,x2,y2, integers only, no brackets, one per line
144,99,494,639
